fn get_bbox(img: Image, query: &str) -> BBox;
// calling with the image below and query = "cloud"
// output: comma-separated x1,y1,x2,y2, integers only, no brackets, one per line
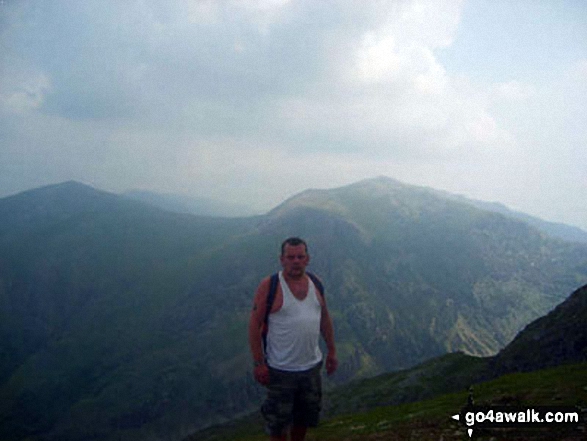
492,81,537,101
571,59,587,84
0,0,504,170
0,69,51,114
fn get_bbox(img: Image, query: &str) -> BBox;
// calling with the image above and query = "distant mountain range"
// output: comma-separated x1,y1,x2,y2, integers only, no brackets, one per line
125,180,587,243
1,177,587,441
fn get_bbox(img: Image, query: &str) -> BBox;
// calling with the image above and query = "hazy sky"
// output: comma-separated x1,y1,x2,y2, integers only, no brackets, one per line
1,0,586,229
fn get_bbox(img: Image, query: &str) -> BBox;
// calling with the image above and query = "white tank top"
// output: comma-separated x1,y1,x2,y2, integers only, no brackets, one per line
266,271,323,371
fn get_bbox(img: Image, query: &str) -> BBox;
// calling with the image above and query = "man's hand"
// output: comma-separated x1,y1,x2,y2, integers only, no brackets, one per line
325,353,338,376
254,363,270,386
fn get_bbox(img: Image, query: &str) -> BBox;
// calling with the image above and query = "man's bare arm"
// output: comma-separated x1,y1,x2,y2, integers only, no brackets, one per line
319,297,338,375
248,279,271,385
320,307,336,354
248,280,268,366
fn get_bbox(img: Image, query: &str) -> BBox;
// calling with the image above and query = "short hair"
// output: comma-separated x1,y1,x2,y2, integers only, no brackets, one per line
281,237,308,256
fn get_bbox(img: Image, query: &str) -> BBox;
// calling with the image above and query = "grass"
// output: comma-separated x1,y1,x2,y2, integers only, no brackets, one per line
188,361,587,441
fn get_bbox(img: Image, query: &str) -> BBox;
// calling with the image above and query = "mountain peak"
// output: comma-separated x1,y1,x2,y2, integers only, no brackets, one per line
0,181,123,230
266,175,468,242
351,175,407,187
49,180,92,189
1,180,104,201
268,176,414,215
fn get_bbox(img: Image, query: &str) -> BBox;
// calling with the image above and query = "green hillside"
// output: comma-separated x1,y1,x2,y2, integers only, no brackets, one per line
190,361,587,441
1,178,587,440
491,283,587,375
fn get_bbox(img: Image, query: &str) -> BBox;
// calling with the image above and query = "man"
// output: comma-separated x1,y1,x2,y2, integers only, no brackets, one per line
248,237,337,441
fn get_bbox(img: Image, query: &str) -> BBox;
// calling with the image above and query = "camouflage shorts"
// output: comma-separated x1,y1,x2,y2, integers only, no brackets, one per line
261,362,323,436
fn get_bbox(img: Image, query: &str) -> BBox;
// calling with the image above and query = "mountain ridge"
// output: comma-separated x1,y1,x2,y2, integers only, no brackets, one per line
11,178,586,242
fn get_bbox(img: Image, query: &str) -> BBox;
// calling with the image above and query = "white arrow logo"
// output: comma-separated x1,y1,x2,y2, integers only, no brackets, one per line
451,414,473,438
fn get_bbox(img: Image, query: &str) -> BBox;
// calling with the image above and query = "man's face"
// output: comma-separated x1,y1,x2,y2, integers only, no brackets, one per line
280,243,310,278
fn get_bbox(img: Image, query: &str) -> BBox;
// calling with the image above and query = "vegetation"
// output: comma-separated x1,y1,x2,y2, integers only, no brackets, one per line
189,361,587,440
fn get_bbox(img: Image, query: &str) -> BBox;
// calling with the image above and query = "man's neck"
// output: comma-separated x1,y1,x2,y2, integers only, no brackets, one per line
282,270,306,282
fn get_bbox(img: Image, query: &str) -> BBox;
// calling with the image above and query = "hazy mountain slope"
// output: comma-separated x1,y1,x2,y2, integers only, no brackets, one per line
1,177,587,441
0,181,255,375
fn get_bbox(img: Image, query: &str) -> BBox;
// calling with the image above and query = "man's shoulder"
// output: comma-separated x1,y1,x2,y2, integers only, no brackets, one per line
256,273,279,296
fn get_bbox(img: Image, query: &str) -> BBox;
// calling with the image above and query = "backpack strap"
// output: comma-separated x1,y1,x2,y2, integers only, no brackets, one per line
262,273,280,356
262,272,325,358
263,273,280,332
307,272,325,298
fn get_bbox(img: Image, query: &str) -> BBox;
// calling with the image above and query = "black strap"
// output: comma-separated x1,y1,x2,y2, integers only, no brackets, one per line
264,273,280,330
307,272,324,298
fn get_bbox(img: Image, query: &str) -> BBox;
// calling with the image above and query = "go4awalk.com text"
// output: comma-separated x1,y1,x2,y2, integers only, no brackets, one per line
452,405,583,438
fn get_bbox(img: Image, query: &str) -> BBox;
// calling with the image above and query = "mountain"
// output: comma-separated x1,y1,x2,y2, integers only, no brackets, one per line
1,177,587,441
0,182,261,440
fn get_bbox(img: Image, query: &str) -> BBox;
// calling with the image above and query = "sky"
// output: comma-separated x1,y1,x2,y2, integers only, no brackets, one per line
1,0,586,230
